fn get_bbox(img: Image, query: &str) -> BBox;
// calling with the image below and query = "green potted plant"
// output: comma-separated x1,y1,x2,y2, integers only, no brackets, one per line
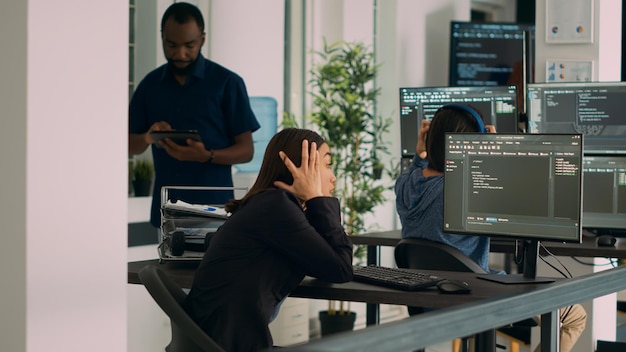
285,39,393,335
132,158,154,197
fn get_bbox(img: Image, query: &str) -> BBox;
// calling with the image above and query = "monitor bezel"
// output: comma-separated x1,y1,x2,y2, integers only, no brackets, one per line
526,81,626,155
448,21,535,88
398,85,520,158
442,132,584,244
581,153,626,232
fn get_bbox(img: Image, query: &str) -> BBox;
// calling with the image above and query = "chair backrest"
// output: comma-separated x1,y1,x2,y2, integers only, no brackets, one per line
138,265,225,352
596,340,626,352
394,238,488,274
395,238,539,329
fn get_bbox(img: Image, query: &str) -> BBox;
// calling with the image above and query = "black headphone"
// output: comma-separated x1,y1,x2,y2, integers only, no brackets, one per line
436,103,486,133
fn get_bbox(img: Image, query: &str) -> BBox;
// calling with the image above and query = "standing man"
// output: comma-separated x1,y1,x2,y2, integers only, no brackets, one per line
129,2,260,228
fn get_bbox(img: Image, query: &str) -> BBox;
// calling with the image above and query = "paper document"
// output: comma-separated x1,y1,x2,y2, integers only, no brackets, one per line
163,200,229,219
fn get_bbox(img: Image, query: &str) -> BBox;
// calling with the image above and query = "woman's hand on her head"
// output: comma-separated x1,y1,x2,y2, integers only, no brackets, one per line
273,139,324,202
416,119,430,159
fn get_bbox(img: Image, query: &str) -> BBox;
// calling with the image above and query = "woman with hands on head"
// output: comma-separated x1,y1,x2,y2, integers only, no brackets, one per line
184,128,353,352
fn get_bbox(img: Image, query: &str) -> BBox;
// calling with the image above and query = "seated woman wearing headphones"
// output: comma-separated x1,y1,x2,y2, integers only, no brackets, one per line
394,104,586,352
396,103,496,272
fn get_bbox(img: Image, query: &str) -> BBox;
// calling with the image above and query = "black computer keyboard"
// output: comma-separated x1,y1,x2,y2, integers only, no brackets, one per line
353,265,444,291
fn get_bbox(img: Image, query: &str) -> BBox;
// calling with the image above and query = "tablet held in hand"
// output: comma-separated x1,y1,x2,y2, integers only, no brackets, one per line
150,130,201,147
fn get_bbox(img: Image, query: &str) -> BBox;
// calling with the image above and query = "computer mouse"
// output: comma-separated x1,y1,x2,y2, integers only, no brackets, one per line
597,234,616,247
436,279,471,294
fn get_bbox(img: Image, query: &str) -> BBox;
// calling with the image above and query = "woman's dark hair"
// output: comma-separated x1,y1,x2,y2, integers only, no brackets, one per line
161,2,205,32
426,104,485,172
225,128,326,213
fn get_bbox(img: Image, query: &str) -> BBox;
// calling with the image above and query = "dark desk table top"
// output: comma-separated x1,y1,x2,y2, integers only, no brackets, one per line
350,230,626,258
128,259,550,309
285,266,626,352
130,260,626,351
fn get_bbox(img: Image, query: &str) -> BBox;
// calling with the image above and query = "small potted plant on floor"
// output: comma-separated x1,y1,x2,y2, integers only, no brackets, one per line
132,158,154,197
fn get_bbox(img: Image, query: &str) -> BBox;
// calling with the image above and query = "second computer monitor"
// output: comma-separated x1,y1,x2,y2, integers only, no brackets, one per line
443,133,583,243
443,133,583,282
582,155,626,232
527,81,626,154
399,85,519,157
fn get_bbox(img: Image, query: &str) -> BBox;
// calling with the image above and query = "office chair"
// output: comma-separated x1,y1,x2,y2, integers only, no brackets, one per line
596,340,626,352
394,238,537,352
138,265,225,352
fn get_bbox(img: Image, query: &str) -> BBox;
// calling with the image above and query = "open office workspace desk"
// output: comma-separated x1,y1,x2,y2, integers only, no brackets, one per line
128,260,626,351
350,229,626,263
285,266,626,352
351,229,626,350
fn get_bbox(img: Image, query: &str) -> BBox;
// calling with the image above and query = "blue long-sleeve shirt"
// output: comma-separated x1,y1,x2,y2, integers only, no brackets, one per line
395,155,499,273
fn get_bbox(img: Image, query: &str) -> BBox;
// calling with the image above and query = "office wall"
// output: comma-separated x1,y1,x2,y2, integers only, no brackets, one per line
1,1,128,351
534,0,621,82
209,0,285,116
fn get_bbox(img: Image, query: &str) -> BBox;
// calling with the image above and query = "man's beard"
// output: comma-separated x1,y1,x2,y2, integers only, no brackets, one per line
167,56,198,76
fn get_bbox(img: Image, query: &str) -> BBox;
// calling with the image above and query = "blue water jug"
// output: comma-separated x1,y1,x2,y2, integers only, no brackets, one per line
235,96,278,173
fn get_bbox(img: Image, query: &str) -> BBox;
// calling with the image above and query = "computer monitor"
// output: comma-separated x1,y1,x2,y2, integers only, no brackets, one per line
449,21,535,113
527,82,626,154
399,85,519,158
443,133,583,283
582,155,626,234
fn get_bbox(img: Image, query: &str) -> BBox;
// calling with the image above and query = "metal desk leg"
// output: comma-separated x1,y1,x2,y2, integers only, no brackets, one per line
475,329,497,352
365,244,380,326
540,309,559,352
366,303,379,326
366,244,380,266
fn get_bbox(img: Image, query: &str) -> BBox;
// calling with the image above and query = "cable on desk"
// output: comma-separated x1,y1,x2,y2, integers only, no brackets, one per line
569,256,619,268
539,243,573,279
538,244,581,323
513,240,523,265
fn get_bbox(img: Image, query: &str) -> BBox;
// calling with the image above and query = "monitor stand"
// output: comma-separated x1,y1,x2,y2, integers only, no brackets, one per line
478,239,555,284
